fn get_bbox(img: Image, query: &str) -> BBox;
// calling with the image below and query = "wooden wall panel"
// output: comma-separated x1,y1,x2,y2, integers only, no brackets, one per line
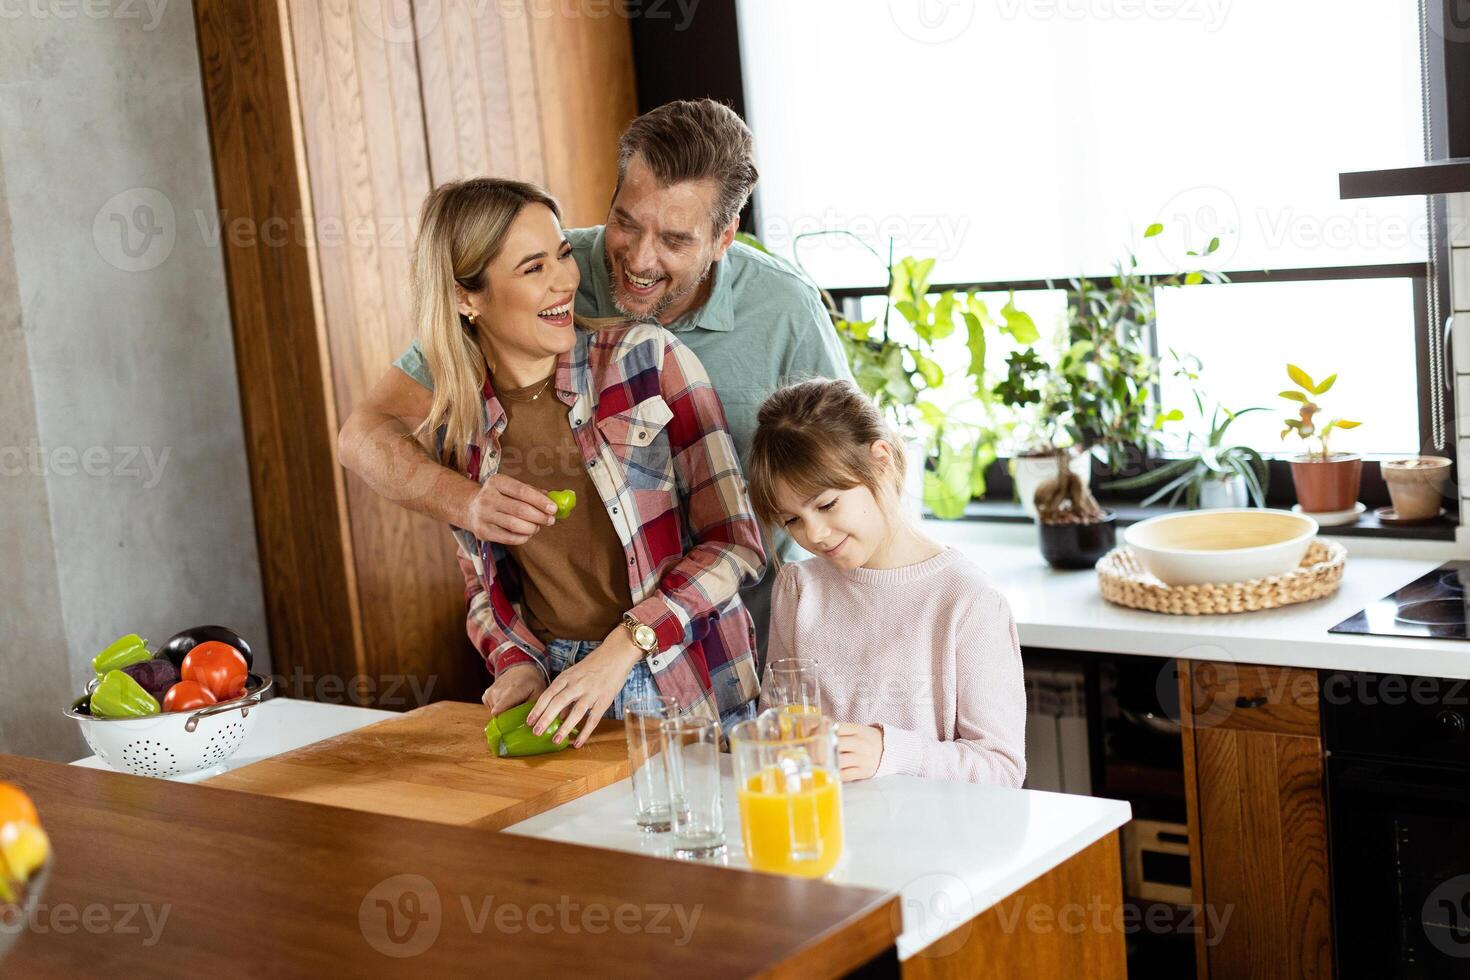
286,0,482,702
528,0,638,226
192,0,363,682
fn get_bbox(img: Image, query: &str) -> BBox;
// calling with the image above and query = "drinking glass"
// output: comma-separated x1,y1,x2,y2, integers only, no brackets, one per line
729,709,844,878
660,716,726,858
624,695,678,832
759,657,822,718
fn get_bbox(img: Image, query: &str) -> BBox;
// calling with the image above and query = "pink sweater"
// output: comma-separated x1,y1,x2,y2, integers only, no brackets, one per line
767,547,1027,786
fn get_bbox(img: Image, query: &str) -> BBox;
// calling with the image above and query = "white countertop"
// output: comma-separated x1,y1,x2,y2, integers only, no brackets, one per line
505,759,1131,960
930,519,1470,679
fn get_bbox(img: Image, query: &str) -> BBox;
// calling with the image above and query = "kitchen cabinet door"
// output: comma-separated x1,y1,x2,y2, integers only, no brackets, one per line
1179,661,1332,980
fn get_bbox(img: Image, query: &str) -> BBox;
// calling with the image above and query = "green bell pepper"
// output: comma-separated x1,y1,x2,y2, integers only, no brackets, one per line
483,700,535,756
92,633,151,678
499,715,576,757
91,669,161,719
547,489,576,520
483,699,578,757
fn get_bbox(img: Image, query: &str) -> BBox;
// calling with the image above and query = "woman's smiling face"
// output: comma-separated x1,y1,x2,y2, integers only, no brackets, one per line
457,203,580,372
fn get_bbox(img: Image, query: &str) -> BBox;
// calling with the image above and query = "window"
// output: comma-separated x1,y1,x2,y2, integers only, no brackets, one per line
737,0,1439,466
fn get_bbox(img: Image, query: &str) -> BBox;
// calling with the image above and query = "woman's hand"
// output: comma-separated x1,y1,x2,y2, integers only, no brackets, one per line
466,474,559,545
837,722,884,782
527,629,643,748
481,662,547,715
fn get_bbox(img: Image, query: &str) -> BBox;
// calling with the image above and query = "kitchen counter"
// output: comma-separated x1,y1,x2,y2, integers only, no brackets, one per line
2,754,900,977
507,760,1132,962
932,519,1470,678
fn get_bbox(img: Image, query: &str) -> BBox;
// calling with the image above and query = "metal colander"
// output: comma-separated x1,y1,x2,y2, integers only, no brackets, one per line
64,674,272,779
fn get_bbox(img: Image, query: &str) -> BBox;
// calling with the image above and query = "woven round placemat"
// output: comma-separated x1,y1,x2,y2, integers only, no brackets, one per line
1097,539,1347,615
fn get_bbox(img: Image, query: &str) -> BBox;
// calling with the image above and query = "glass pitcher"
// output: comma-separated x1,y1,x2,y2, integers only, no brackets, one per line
728,709,844,879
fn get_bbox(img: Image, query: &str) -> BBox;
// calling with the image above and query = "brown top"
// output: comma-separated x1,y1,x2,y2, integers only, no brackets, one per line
495,371,632,642
0,753,900,978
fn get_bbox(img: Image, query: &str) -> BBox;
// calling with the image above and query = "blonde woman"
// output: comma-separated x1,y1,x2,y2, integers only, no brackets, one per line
406,178,765,741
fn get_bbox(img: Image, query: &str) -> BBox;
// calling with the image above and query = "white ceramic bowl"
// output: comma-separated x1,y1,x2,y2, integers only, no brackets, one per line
1123,508,1318,586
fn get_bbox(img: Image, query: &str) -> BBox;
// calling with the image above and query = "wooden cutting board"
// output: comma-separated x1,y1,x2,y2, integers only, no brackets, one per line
205,700,631,830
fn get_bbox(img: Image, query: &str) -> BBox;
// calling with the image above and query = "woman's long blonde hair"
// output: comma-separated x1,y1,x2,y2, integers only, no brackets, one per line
411,177,562,466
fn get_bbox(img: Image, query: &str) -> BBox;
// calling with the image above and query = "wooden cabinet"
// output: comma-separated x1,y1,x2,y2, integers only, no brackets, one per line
1178,661,1333,980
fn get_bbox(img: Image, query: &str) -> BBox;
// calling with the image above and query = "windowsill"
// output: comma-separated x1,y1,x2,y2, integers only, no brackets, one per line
938,499,1461,541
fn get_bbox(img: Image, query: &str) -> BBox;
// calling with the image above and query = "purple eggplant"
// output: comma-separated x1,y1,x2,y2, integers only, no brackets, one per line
120,658,181,702
157,625,253,671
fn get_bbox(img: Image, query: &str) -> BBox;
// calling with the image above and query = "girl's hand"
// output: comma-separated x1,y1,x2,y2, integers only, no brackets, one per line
481,663,547,715
527,630,643,748
837,722,884,781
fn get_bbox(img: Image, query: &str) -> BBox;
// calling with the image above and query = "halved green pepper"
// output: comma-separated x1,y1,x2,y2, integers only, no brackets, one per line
483,699,578,757
91,669,161,719
92,634,151,678
483,700,535,756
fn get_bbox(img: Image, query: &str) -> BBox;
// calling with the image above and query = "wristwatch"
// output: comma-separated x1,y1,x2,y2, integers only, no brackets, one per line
621,612,659,654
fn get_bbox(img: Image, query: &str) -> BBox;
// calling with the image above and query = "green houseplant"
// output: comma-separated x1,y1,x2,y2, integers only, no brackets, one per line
1100,355,1269,508
1279,364,1362,515
792,233,1038,519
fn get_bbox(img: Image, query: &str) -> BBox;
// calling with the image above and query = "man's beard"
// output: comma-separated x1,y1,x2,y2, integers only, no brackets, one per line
604,248,712,323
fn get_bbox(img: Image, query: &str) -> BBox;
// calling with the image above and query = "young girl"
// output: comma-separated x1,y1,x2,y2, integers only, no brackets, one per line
748,379,1026,786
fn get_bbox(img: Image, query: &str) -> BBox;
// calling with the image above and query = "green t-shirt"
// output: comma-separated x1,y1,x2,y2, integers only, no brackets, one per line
394,224,854,647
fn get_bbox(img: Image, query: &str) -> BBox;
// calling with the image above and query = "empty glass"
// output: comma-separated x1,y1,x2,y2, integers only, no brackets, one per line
624,696,678,832
660,716,726,859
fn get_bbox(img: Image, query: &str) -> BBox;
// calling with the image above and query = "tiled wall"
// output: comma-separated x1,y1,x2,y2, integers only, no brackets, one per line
1452,195,1470,523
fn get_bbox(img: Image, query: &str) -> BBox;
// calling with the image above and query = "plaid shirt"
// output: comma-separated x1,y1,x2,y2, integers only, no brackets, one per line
449,321,766,718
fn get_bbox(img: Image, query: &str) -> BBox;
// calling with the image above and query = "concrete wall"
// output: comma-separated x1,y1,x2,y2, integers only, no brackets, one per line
0,2,269,760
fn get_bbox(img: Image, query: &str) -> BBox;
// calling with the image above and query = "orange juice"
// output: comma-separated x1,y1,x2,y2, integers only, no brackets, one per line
738,766,843,878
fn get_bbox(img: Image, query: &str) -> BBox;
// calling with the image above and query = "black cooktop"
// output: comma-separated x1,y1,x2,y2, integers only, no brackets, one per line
1330,561,1470,640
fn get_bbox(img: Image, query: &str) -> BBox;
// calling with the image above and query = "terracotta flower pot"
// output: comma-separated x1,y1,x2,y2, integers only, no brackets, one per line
1381,456,1451,520
1288,453,1362,513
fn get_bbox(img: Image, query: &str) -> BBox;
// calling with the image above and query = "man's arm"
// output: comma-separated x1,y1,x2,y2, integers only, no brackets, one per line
336,366,557,543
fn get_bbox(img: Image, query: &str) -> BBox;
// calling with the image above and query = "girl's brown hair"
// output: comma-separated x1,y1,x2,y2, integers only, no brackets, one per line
748,379,907,528
411,177,561,467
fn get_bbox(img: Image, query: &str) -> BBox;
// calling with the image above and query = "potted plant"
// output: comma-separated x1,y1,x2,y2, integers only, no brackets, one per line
792,233,1030,520
1279,364,1362,515
1100,357,1269,508
1381,456,1451,522
1034,449,1116,569
994,349,1091,518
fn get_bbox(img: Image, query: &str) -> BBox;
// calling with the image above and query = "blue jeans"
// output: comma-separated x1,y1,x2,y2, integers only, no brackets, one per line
546,638,757,731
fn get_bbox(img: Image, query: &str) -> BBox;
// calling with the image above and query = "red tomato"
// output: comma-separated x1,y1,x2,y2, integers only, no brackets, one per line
181,641,249,701
162,680,217,713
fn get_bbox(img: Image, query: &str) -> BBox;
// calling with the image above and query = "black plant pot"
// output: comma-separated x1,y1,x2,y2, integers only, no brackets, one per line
1038,514,1117,570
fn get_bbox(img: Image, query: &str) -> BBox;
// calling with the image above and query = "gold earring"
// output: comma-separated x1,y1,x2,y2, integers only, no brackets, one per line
465,310,477,322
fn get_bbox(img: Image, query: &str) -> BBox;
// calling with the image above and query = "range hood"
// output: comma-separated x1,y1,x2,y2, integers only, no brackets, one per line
1339,158,1470,199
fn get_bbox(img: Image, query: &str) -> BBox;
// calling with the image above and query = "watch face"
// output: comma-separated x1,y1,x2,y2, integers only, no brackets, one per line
634,625,657,650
